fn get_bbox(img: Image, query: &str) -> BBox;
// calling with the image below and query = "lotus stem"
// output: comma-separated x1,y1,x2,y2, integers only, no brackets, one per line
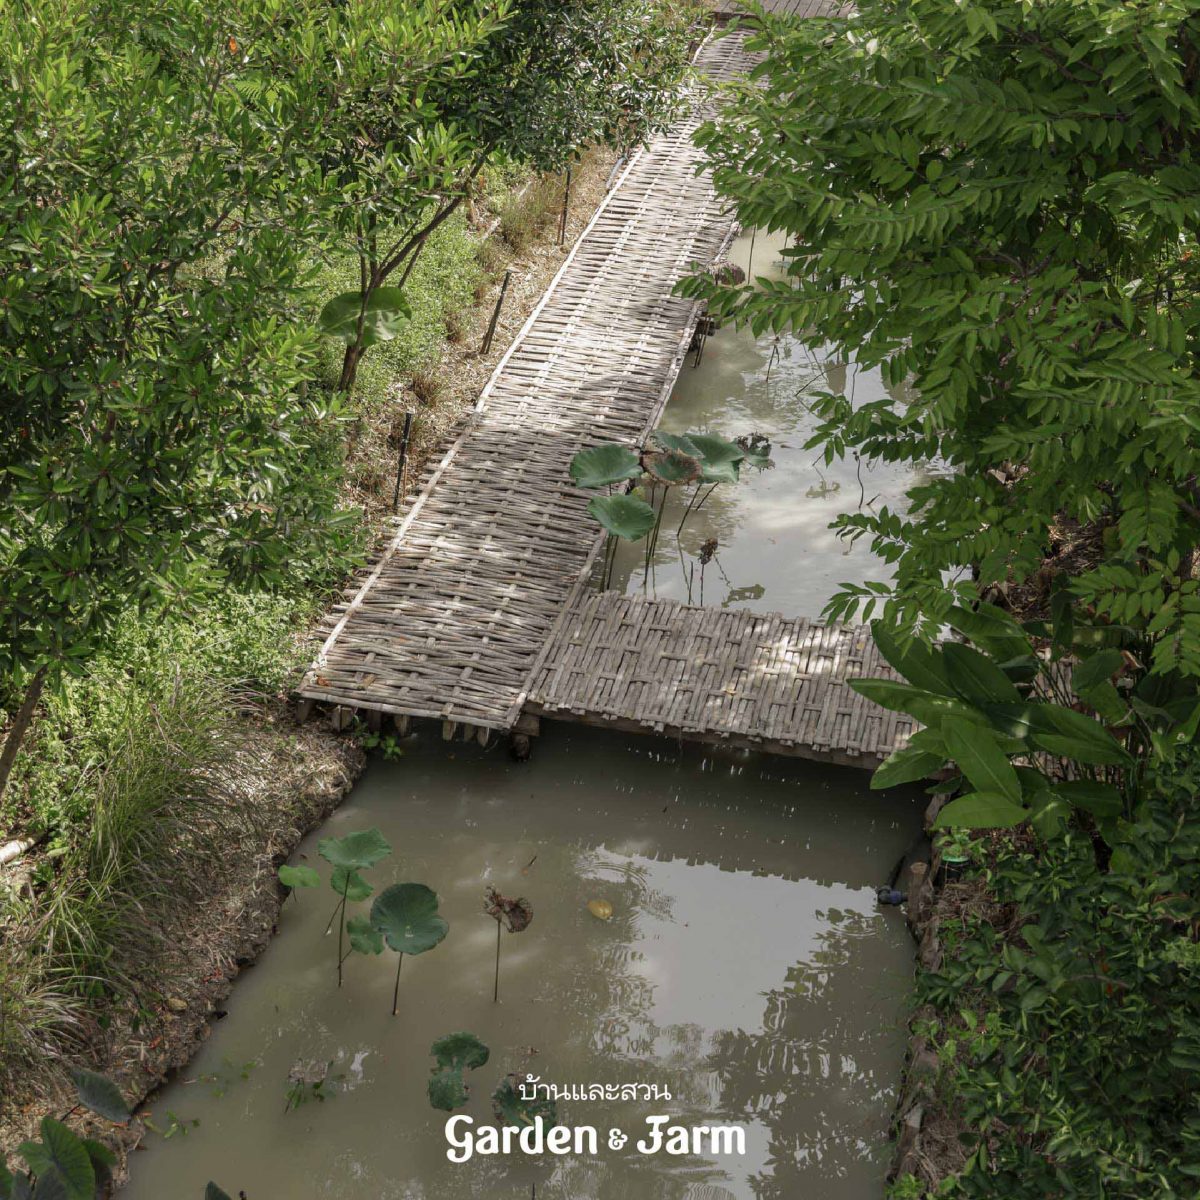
494,919,502,1003
693,482,720,515
392,952,404,1016
676,485,701,537
337,877,350,989
643,487,668,585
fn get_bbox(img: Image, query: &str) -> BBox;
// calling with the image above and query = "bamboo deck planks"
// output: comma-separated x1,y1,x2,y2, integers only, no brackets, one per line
527,593,915,769
300,33,754,729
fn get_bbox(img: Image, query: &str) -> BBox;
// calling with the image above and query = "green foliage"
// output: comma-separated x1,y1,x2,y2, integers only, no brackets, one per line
920,757,1200,1197
570,446,643,489
587,495,658,542
317,288,412,348
277,865,320,892
370,884,449,957
1,1073,127,1200
317,830,392,873
0,2,355,696
693,1,1200,673
857,602,1200,843
68,1067,131,1124
427,1032,490,1112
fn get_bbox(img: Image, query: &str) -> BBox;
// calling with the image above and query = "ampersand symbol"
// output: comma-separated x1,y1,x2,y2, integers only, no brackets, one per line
608,1128,627,1150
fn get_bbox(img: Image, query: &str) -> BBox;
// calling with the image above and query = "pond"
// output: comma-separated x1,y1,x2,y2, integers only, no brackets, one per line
121,727,923,1199
608,228,930,617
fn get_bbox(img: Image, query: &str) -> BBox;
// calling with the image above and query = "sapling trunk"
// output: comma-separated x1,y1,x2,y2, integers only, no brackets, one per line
392,953,404,1016
0,665,48,807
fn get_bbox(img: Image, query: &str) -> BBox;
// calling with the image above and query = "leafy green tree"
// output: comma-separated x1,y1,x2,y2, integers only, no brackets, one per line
249,0,697,392
0,2,355,800
691,1,1200,671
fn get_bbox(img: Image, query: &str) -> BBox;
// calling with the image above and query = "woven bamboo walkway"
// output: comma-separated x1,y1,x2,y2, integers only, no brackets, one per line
528,594,914,768
300,33,752,729
716,0,852,18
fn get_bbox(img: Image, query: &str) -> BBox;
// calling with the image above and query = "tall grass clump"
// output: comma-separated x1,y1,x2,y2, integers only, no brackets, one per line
0,592,311,1095
498,172,564,253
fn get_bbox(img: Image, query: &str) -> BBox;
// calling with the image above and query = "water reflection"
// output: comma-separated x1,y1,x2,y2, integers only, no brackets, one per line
608,230,932,617
121,728,920,1200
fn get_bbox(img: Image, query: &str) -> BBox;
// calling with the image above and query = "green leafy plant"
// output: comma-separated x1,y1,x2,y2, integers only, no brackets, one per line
278,864,320,898
318,829,392,987
369,883,449,1016
0,1069,129,1198
483,887,533,1002
427,1032,490,1111
689,0,1200,679
853,602,1200,847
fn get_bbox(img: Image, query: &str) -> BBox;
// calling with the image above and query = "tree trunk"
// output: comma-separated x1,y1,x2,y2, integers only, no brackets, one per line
0,665,48,806
339,343,363,394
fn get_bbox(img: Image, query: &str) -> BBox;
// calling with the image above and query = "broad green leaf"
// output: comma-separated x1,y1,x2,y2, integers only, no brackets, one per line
942,642,1022,704
69,1068,130,1124
318,829,392,871
1028,790,1070,839
317,287,411,347
651,431,702,457
205,1187,234,1200
947,605,1031,660
849,678,983,726
941,717,1021,804
870,622,953,694
0,1158,12,1199
870,745,944,789
569,445,641,489
278,864,320,890
331,866,372,903
19,1121,92,1200
428,1032,490,1112
587,494,656,541
431,1031,490,1072
346,915,384,955
1053,780,1123,820
686,432,744,484
932,792,1028,830
1071,648,1124,693
1039,705,1131,764
370,883,449,956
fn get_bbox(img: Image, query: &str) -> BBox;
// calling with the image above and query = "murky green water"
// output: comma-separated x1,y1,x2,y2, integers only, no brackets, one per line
121,728,921,1199
609,230,930,615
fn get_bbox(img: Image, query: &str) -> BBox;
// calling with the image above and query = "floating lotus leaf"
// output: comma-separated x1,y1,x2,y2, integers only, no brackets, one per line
346,915,383,955
569,444,642,489
278,864,319,890
318,828,392,871
642,449,701,486
70,1068,131,1124
587,899,613,921
370,883,449,956
587,494,656,541
331,865,373,903
492,1075,558,1128
687,432,745,485
428,1032,491,1112
317,287,412,347
651,431,702,458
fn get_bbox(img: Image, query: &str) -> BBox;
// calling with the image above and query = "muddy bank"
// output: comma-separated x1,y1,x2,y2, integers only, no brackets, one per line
0,713,363,1175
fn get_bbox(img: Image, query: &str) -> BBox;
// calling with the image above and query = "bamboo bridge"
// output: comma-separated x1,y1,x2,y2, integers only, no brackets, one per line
299,13,910,771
